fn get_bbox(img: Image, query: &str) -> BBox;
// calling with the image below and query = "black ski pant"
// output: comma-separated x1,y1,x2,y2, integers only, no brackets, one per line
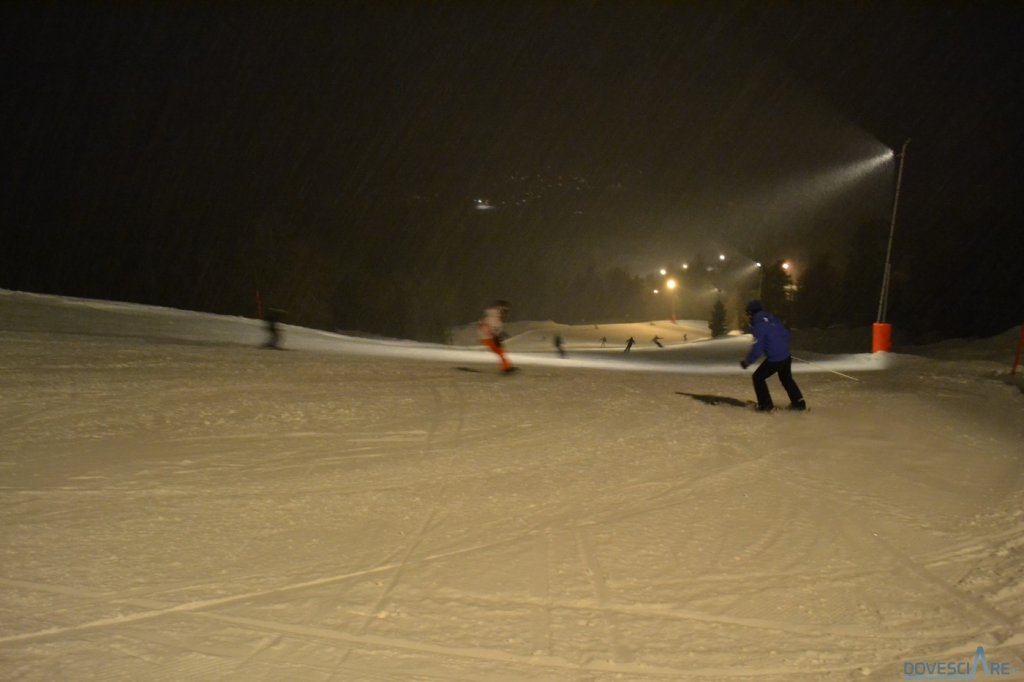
752,356,803,410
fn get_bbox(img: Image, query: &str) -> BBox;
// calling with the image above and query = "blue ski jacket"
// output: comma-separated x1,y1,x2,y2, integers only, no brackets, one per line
744,310,792,365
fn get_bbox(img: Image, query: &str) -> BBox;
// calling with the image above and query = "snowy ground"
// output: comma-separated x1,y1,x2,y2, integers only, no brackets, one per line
1,290,1022,681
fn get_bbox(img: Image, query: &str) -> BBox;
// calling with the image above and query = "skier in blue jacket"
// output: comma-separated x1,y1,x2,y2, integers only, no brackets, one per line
739,300,806,412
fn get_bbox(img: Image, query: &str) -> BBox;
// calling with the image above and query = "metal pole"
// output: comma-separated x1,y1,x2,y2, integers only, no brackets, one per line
877,139,910,323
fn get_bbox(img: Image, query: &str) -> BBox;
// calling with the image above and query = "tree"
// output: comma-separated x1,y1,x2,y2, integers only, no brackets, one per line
840,222,887,327
709,299,728,338
605,267,642,320
760,260,793,322
794,254,840,328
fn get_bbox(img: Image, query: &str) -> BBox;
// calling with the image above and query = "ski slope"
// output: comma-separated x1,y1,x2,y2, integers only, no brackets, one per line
1,290,1022,681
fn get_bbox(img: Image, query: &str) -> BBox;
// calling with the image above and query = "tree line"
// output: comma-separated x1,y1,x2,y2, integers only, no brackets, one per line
2,201,1018,344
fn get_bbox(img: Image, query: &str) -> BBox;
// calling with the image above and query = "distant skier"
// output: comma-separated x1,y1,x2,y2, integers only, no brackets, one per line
478,300,515,373
600,336,607,348
624,337,635,352
652,335,664,348
263,309,285,350
739,300,806,412
554,334,566,358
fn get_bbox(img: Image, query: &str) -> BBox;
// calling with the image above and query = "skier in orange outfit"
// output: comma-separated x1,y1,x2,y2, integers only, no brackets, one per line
478,300,515,373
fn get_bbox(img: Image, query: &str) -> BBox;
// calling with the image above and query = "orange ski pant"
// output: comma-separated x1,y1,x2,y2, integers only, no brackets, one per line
481,338,512,371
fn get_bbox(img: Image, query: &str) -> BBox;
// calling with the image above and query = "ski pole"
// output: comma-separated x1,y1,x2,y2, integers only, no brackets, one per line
791,355,860,382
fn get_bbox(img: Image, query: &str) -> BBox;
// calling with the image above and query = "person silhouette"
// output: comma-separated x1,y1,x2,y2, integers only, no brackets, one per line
478,300,515,373
263,309,285,349
554,334,566,358
739,300,806,411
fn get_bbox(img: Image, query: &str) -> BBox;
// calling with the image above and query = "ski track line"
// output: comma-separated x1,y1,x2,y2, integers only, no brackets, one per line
430,588,898,641
2,491,872,647
334,383,462,665
9,394,977,674
529,531,553,657
580,445,778,528
727,490,801,568
230,632,282,674
104,626,261,666
511,458,738,538
774,466,1020,640
355,508,441,638
0,546,446,647
574,524,632,665
922,526,1024,568
406,482,670,573
1,487,900,661
0,576,121,600
170,609,875,680
837,506,1018,640
106,639,162,666
423,385,446,453
220,442,791,625
444,378,468,448
0,571,913,655
324,661,457,682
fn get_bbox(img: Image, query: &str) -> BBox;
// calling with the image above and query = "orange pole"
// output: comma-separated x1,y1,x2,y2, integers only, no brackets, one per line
872,322,892,353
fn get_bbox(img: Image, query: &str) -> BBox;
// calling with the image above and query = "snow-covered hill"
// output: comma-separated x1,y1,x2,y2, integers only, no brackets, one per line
448,317,714,351
1,290,1022,681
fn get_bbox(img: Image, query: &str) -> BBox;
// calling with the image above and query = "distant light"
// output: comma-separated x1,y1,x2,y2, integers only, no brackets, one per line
755,262,762,268
782,261,792,271
653,289,659,294
659,268,667,276
718,254,726,261
666,279,677,290
681,263,689,270
474,198,495,211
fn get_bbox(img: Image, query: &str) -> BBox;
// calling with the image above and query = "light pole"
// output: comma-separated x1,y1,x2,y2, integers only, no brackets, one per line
874,139,910,352
665,278,677,321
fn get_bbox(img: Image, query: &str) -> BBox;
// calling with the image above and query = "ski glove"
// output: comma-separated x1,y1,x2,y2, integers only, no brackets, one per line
739,361,749,370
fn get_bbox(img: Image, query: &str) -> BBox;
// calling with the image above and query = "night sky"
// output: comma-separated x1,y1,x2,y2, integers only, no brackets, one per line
2,2,1021,341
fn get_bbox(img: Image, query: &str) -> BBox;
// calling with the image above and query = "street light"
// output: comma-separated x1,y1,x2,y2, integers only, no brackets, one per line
874,139,910,353
665,278,678,321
